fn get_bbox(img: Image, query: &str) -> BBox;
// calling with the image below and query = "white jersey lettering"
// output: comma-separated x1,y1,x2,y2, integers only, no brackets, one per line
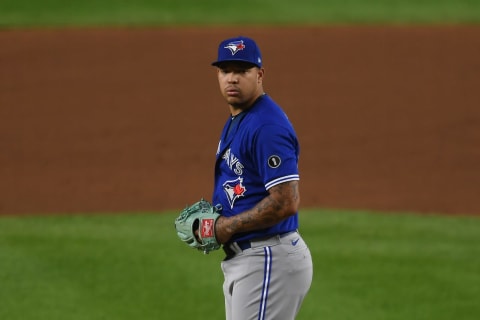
222,148,244,176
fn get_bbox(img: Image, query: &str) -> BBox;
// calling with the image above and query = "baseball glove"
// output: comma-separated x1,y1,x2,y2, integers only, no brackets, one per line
174,198,222,254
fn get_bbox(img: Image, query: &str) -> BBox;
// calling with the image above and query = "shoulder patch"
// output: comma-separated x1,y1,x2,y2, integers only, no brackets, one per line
268,155,282,168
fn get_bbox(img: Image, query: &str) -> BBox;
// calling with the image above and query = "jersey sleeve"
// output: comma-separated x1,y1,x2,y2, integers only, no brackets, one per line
253,124,300,190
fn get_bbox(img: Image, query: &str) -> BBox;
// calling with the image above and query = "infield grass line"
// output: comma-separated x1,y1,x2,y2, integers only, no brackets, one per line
1,0,479,28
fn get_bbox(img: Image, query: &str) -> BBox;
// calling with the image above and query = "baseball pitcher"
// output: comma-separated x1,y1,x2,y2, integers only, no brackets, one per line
175,36,313,320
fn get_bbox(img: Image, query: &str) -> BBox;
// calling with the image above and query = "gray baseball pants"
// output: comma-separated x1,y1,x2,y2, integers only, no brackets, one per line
221,231,313,320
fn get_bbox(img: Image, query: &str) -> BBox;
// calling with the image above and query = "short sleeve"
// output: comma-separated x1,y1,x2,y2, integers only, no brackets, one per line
253,125,300,190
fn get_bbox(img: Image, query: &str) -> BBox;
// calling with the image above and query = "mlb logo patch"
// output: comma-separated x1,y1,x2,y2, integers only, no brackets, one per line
201,219,215,238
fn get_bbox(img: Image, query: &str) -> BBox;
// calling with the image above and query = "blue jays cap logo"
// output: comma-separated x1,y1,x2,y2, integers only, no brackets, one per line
224,40,246,56
212,36,262,67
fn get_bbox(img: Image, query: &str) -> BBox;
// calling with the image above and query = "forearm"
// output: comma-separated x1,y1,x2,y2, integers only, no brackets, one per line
215,181,300,244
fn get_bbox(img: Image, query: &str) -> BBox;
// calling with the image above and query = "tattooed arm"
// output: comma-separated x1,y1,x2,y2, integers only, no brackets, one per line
214,180,300,244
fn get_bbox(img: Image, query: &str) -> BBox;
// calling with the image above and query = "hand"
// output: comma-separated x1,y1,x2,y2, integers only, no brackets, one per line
194,229,201,242
174,198,221,253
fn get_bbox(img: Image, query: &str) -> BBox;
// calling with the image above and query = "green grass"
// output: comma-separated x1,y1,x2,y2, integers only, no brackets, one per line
0,0,479,28
1,210,479,320
0,212,226,319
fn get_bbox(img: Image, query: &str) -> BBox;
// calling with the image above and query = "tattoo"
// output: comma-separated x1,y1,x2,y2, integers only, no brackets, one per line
229,181,299,235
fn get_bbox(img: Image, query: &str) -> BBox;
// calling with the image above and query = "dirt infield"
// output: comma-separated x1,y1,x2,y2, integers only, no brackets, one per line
1,26,479,215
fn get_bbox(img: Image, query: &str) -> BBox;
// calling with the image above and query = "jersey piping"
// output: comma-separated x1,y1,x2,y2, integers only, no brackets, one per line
265,174,300,190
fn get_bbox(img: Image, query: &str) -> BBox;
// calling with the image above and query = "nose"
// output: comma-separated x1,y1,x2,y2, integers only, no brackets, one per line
227,73,239,84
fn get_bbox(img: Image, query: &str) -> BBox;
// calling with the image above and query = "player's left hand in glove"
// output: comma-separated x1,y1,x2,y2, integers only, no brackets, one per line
174,198,222,254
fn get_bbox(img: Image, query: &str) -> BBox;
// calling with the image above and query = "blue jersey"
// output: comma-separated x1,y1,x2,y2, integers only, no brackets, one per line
212,94,300,242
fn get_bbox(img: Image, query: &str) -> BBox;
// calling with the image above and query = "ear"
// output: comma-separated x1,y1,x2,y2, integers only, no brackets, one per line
257,68,265,83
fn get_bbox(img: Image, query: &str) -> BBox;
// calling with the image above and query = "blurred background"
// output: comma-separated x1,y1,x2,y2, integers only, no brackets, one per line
1,1,479,320
1,0,479,216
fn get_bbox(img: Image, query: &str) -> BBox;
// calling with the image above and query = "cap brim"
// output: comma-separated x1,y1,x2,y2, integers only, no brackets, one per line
211,59,261,68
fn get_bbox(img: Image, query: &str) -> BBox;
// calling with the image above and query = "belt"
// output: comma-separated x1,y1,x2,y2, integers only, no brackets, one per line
223,230,297,259
236,239,255,251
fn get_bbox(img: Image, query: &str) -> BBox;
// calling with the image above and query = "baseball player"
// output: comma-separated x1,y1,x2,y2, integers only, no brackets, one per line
211,36,313,320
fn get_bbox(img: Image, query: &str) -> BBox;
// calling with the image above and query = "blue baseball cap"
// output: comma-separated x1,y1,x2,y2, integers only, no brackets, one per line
212,36,262,68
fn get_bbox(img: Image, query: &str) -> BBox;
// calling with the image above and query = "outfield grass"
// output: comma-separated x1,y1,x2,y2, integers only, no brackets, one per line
1,210,479,320
0,0,479,28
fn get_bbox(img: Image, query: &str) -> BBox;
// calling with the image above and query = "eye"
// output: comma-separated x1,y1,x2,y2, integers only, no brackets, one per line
232,68,248,75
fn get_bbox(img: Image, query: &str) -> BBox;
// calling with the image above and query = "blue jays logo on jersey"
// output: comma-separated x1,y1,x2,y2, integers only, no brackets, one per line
223,177,246,209
224,40,246,55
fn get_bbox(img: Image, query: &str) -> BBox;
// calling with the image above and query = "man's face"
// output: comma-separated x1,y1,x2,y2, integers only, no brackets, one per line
216,61,264,110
